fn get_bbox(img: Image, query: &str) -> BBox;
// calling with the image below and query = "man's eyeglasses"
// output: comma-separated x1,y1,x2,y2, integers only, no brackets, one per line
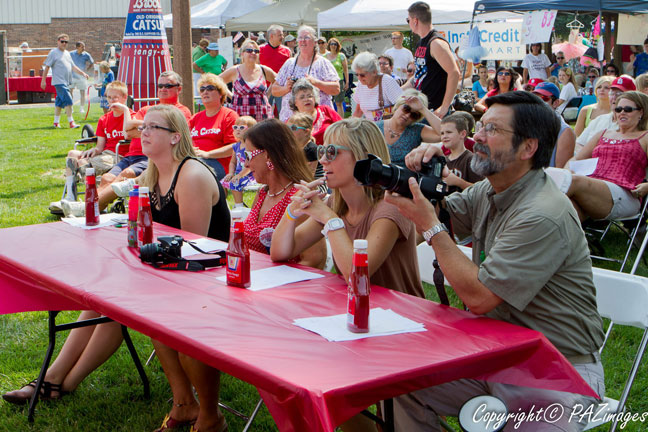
588,75,597,79
243,48,260,54
244,149,265,162
199,85,217,92
318,41,326,45
534,93,552,102
614,106,642,113
59,40,69,44
137,124,175,133
232,125,248,131
556,56,564,60
406,17,411,24
357,73,367,78
406,68,414,73
497,71,511,77
378,62,390,66
158,83,180,89
289,124,307,131
401,104,419,119
317,144,351,162
475,121,515,136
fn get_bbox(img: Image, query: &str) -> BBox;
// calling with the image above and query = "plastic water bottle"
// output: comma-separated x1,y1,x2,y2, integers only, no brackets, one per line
137,186,153,248
127,185,139,248
85,167,99,226
347,239,370,333
226,208,250,288
585,80,593,95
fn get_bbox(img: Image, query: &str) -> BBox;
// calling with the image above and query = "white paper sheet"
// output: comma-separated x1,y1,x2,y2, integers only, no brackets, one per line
293,308,427,342
216,265,325,291
61,213,124,230
181,238,227,258
569,158,599,176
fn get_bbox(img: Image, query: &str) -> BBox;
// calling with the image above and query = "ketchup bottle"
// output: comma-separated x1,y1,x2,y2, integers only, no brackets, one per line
127,184,139,247
137,186,153,248
347,239,370,333
85,167,100,226
226,208,250,288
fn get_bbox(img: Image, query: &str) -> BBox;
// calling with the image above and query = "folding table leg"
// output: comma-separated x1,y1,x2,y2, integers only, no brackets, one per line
241,398,264,432
28,311,60,422
120,325,150,398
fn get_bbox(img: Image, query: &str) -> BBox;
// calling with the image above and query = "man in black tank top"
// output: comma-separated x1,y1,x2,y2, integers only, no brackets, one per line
405,1,460,117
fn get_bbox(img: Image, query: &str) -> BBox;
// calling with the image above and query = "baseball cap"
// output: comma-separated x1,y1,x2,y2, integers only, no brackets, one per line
533,82,560,99
207,42,219,51
526,78,544,89
317,36,326,44
610,76,636,92
284,35,296,42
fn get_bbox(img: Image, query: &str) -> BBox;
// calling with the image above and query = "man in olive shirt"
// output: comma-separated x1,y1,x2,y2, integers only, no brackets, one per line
386,91,605,431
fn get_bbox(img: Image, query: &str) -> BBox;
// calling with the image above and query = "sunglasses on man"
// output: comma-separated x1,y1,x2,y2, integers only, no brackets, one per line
158,83,180,89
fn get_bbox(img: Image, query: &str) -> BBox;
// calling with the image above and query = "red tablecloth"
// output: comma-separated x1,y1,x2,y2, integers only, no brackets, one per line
0,222,597,432
4,76,55,93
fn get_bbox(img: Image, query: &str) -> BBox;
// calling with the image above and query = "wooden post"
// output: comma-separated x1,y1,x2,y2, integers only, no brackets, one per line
172,0,194,114
0,31,7,105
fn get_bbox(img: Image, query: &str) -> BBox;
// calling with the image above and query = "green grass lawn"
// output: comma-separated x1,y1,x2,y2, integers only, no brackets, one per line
1,105,647,431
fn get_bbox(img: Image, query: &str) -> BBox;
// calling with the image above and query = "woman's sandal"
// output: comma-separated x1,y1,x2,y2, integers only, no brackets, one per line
188,415,228,432
2,379,70,405
153,414,197,432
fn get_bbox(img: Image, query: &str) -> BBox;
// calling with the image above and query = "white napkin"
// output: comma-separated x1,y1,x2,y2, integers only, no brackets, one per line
61,213,124,230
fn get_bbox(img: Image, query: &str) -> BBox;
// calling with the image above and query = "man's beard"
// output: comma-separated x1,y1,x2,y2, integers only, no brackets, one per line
470,142,517,176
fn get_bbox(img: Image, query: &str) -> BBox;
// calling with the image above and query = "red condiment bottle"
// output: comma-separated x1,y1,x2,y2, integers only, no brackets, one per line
226,208,250,288
85,167,100,226
127,184,139,248
347,239,370,333
137,186,153,248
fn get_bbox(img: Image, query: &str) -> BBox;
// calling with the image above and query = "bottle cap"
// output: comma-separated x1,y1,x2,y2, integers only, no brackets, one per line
129,189,139,198
139,186,149,195
85,167,95,176
353,239,368,249
133,184,140,190
231,208,245,220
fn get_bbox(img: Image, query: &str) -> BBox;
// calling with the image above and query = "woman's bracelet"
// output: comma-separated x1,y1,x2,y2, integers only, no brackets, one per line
285,205,298,221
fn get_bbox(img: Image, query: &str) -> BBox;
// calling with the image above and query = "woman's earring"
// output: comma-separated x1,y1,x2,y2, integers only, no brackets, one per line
267,160,274,171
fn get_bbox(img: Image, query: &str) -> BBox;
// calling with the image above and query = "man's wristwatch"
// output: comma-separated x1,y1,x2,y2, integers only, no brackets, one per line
321,218,345,238
422,223,448,245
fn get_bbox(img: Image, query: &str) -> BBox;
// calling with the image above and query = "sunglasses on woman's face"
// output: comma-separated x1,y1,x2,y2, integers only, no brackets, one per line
317,144,351,162
329,42,339,47
243,48,260,54
232,125,248,131
556,56,564,60
199,85,217,92
289,124,307,131
244,149,266,162
497,71,511,77
614,106,642,113
401,104,418,119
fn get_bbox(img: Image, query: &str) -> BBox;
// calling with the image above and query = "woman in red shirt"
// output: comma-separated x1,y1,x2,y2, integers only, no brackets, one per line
288,78,341,145
474,66,518,113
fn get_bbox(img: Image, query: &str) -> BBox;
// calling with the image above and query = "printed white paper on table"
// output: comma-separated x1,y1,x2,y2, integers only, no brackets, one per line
569,158,598,176
293,308,427,342
181,238,227,258
216,265,325,291
61,213,123,230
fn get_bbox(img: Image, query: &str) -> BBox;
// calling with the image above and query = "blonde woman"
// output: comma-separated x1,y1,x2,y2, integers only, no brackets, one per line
574,76,614,137
557,67,578,115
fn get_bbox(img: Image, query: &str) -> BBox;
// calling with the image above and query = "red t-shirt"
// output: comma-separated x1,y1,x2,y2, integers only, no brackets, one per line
259,43,292,73
127,101,192,157
189,107,239,173
312,105,342,146
442,137,475,155
96,109,134,155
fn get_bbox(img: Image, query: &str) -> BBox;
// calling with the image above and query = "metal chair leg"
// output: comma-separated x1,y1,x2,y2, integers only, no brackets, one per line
146,349,157,366
28,311,60,422
120,325,150,398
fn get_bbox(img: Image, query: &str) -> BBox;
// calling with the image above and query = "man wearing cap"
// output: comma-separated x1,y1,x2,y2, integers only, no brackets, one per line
576,75,636,155
193,42,228,75
69,41,95,114
284,35,297,56
316,36,328,55
260,25,292,116
523,77,543,92
532,82,575,168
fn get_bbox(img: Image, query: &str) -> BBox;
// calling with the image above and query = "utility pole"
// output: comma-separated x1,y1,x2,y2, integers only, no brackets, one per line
172,0,194,113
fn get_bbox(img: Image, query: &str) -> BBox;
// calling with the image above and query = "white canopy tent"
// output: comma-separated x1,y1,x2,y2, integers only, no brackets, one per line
317,0,518,30
226,0,344,32
163,0,271,28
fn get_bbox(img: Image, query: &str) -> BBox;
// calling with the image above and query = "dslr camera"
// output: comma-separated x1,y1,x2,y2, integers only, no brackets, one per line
140,235,184,265
353,154,448,201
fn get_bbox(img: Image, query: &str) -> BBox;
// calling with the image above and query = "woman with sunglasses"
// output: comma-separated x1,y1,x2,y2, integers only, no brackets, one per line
242,119,326,267
575,76,614,137
271,117,424,300
351,51,403,121
566,91,648,221
289,78,342,145
273,25,340,122
376,88,441,167
556,67,578,116
218,39,276,122
325,37,349,118
474,66,517,113
189,73,239,180
606,63,620,77
550,51,567,78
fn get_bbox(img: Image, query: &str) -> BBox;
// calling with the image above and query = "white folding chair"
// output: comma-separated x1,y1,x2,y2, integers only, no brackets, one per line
584,268,648,431
416,243,471,287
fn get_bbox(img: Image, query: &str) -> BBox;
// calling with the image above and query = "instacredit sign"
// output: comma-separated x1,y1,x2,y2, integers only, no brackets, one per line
436,22,526,61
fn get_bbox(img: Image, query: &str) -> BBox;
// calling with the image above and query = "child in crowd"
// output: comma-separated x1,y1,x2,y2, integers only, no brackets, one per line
221,116,257,208
96,61,115,114
439,114,483,193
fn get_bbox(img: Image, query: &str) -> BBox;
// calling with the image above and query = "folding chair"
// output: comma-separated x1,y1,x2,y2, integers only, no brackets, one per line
584,268,648,431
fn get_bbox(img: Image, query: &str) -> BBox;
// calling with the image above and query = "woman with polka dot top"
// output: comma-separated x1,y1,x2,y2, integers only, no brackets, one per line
242,119,326,268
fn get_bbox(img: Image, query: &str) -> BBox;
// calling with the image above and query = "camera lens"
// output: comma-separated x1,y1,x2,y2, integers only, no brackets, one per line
140,243,161,263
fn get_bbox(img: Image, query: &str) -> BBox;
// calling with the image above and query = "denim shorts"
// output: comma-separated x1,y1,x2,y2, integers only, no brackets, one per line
54,84,74,108
108,155,148,177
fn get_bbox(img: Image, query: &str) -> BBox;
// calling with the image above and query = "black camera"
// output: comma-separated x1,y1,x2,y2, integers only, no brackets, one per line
353,154,448,201
140,235,184,265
